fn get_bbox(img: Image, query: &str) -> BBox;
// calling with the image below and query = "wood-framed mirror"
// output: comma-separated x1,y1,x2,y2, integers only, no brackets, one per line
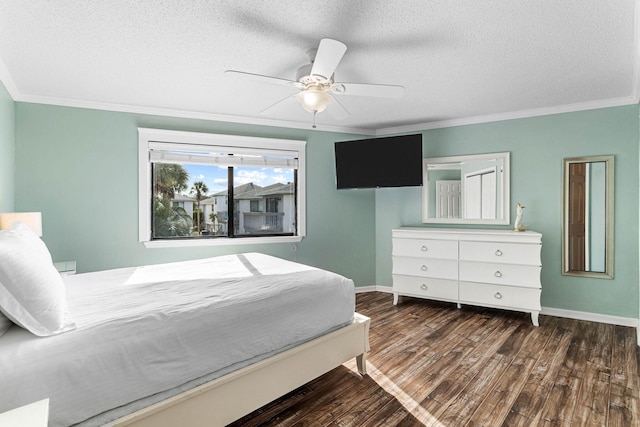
422,152,510,225
562,155,614,279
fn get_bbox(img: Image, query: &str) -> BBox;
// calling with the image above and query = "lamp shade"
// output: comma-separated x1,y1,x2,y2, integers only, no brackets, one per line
0,212,43,236
296,89,333,113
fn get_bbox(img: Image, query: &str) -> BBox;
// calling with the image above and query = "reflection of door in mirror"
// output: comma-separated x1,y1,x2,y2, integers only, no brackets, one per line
464,167,497,219
567,162,586,270
567,162,606,272
435,180,461,218
562,155,613,279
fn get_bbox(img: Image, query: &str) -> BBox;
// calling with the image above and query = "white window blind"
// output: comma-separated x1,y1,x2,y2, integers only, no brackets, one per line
148,147,299,169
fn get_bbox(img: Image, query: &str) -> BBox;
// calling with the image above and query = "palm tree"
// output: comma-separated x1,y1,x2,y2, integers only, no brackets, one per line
190,181,209,235
153,197,192,237
154,163,189,199
152,163,192,237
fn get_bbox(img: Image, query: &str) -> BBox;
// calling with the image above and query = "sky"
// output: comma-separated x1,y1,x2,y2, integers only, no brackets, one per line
182,164,294,196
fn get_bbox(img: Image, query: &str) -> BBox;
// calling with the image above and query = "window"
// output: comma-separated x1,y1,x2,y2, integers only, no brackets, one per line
266,197,279,213
139,128,306,247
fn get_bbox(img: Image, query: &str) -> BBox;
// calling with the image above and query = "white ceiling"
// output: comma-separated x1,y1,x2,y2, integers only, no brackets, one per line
0,1,637,135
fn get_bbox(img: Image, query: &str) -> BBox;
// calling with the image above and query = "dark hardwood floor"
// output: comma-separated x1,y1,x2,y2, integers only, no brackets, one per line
230,292,640,426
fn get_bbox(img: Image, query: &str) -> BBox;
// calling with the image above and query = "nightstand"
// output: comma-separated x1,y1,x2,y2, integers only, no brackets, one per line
0,399,49,427
54,261,77,276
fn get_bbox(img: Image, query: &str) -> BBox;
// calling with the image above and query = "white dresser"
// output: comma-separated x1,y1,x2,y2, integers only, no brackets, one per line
392,227,542,326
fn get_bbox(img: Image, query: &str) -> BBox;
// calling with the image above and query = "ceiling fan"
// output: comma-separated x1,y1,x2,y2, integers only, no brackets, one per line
225,38,405,127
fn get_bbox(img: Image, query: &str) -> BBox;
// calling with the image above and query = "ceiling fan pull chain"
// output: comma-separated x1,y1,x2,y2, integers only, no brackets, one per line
312,111,317,129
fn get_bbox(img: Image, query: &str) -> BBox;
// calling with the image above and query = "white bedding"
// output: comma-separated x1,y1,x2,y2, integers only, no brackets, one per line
0,253,355,426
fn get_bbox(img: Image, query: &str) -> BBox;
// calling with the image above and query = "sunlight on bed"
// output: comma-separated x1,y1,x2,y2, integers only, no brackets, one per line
344,359,445,426
123,253,270,285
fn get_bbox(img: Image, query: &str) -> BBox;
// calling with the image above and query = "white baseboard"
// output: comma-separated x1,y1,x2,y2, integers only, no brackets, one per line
355,286,639,333
355,285,392,294
540,307,638,328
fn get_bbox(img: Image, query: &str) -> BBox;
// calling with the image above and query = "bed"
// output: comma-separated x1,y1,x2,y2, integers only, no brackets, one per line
0,223,370,427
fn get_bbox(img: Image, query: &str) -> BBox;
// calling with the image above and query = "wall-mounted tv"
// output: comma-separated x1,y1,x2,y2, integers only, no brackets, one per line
334,133,423,189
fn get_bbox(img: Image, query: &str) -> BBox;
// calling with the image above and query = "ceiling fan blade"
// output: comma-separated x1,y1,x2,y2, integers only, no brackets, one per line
259,93,298,115
327,96,350,120
225,70,302,88
310,39,347,79
333,82,405,98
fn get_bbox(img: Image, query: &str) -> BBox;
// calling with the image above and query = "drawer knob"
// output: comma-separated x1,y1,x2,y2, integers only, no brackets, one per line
420,265,428,271
494,292,503,299
421,245,428,252
494,270,503,278
420,284,428,290
495,249,503,256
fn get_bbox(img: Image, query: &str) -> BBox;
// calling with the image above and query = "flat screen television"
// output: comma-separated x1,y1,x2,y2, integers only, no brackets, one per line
334,134,423,189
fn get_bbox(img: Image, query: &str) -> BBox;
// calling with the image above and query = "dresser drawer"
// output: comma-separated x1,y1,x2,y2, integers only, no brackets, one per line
459,261,541,288
459,282,541,311
459,241,541,266
393,275,458,301
392,238,458,260
392,256,458,280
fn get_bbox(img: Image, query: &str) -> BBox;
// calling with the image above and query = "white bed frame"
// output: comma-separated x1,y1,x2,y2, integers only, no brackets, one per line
113,313,370,427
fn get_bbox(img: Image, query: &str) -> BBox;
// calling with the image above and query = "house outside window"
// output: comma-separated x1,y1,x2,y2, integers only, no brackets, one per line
138,128,306,247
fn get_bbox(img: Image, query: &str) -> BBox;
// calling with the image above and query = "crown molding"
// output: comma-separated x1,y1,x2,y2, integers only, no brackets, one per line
1,65,638,137
11,92,377,136
375,95,640,136
12,90,637,138
0,61,375,135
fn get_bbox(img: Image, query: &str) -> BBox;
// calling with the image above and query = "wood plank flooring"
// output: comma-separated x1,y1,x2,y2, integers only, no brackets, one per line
229,292,640,426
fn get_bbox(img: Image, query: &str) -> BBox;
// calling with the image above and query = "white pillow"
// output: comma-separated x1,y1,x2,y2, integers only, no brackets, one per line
0,222,76,336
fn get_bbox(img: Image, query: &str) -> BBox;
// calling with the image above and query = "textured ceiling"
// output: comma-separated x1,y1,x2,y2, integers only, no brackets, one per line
0,0,637,134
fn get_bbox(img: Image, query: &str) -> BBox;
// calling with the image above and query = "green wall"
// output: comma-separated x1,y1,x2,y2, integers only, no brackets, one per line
0,81,14,212
375,105,640,318
14,103,376,286
10,99,640,319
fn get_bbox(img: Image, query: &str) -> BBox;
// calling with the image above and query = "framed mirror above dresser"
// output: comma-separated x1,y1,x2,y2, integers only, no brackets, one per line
422,152,510,225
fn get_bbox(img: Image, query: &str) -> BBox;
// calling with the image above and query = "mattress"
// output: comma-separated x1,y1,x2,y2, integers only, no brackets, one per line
0,253,355,426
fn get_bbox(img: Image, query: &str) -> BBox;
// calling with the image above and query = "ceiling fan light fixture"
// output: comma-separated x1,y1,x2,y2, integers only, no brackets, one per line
296,89,333,113
228,38,402,124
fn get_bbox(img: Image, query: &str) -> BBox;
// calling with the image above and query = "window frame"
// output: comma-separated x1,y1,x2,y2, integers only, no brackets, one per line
138,128,306,248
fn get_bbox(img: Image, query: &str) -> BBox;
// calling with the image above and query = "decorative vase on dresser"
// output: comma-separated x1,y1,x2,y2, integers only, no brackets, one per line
392,227,542,326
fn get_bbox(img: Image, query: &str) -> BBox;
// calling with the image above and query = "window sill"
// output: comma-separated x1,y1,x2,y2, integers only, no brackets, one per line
142,235,303,248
